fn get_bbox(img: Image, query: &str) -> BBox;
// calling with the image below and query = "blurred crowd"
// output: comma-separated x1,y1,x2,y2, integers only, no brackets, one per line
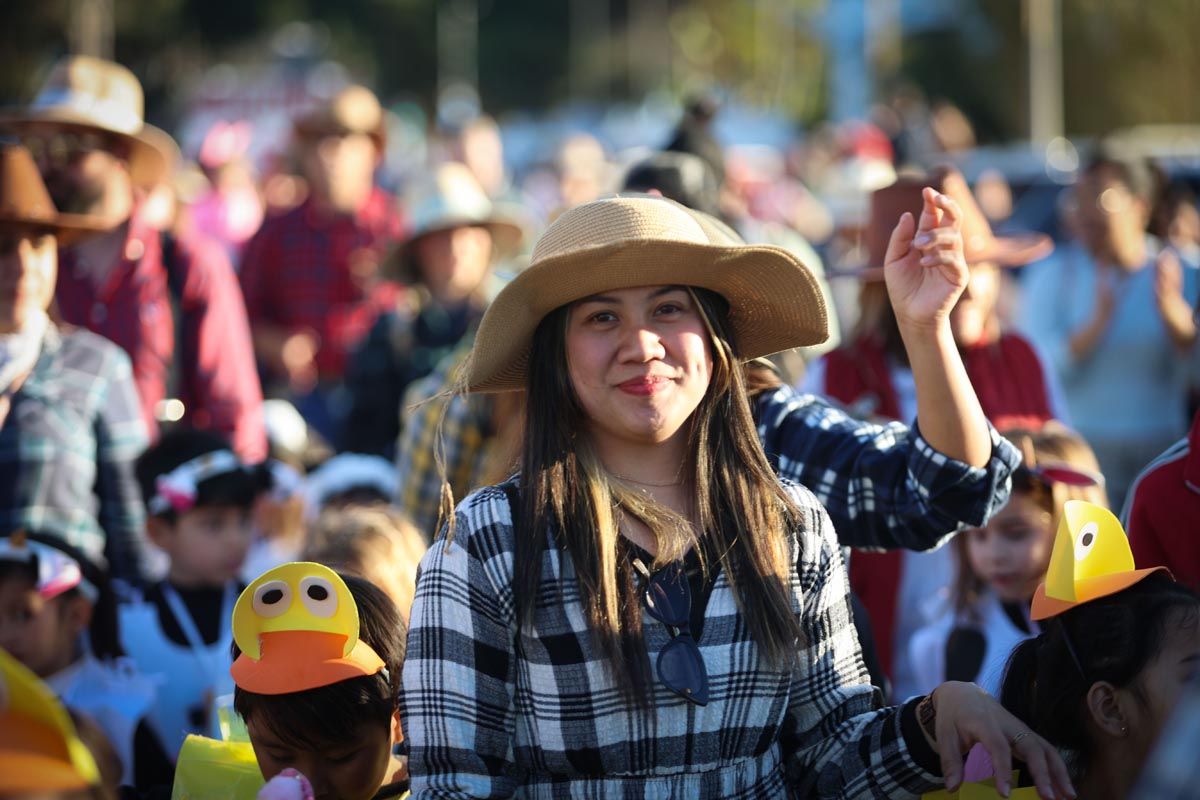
2,53,1200,800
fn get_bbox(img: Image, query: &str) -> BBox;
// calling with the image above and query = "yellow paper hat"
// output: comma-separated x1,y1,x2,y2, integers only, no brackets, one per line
1031,500,1169,621
0,648,100,793
230,562,385,695
922,775,1039,799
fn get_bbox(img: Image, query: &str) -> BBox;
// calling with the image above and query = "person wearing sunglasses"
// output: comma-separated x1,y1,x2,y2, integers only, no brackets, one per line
902,425,1108,701
402,193,1075,799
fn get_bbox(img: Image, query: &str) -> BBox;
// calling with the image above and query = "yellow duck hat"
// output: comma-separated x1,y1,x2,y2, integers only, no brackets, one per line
230,562,385,695
1031,500,1170,621
0,648,100,793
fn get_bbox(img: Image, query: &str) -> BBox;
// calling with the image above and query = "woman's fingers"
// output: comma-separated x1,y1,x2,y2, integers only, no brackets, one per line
917,187,943,234
936,733,964,792
912,229,961,251
920,250,960,268
932,191,964,229
884,211,917,266
1013,732,1076,800
975,724,1014,796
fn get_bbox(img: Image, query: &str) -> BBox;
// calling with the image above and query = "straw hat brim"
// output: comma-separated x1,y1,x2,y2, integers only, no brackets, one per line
385,216,526,278
0,112,177,188
827,230,1055,282
0,209,114,246
466,239,828,392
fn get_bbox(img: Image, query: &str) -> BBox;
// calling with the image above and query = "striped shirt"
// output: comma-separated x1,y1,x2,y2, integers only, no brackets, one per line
401,480,943,798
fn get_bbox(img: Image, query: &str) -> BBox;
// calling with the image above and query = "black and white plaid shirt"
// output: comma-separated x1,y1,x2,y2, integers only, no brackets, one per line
402,480,943,798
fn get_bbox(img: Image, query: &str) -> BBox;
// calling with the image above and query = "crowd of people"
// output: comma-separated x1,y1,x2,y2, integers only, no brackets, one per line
1,53,1199,800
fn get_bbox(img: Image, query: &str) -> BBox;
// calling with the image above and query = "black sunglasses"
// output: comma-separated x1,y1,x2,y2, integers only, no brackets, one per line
635,558,709,706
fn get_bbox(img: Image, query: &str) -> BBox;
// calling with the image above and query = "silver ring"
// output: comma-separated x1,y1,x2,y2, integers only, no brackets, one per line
1011,731,1031,747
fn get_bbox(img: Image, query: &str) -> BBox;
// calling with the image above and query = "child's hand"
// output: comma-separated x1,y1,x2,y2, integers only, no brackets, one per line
258,768,315,800
884,187,970,333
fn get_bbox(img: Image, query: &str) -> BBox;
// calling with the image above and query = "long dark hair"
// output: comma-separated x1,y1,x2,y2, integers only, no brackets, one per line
1000,573,1199,779
511,286,804,698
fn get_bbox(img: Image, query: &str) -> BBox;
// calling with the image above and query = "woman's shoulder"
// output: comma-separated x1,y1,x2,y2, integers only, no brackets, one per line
441,481,519,559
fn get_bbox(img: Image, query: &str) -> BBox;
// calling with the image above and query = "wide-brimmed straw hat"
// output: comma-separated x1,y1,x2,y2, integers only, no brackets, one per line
0,56,178,189
829,165,1054,280
385,161,526,280
0,143,111,245
293,85,386,152
465,194,828,393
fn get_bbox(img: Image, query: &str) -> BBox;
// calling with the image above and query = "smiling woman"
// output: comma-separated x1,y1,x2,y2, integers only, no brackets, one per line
401,195,1075,800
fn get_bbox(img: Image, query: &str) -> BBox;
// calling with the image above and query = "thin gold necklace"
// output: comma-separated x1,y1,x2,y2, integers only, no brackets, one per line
611,473,683,488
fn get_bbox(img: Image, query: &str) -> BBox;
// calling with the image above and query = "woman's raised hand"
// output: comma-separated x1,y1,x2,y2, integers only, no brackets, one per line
884,187,970,332
929,682,1075,800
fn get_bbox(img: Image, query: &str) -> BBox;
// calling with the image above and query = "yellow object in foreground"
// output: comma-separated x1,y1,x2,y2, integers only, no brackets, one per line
922,774,1040,799
171,734,264,800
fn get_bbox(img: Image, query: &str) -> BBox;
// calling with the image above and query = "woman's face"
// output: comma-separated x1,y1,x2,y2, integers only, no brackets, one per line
0,232,57,334
949,261,999,347
565,285,713,451
965,493,1054,603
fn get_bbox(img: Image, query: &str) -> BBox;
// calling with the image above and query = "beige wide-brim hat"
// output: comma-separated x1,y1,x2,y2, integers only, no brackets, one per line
0,55,178,189
0,144,111,246
465,195,828,393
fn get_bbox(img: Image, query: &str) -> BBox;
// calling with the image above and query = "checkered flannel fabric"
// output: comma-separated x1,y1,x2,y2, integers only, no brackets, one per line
402,480,942,798
0,327,149,583
754,386,1020,552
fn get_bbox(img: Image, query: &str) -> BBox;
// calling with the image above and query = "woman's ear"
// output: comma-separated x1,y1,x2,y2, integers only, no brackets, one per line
391,707,403,745
1085,681,1129,738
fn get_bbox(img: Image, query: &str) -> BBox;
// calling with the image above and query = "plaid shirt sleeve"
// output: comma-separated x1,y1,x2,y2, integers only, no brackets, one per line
92,342,152,585
781,485,941,798
403,486,521,798
755,385,1020,551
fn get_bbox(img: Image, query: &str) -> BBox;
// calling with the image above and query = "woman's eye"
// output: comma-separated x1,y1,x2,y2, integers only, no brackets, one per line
589,311,617,324
656,303,682,315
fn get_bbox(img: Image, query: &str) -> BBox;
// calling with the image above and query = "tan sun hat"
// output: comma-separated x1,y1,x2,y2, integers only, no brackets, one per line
465,194,828,393
0,56,178,189
0,144,111,245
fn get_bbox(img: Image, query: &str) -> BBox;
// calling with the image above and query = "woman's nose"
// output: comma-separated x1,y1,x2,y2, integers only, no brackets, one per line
618,325,665,361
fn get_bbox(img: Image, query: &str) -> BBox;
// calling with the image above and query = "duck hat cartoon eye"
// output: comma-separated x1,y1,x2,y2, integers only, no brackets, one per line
1031,500,1172,621
230,562,385,695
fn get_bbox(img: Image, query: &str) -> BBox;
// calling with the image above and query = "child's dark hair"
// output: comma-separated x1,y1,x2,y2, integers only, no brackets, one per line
136,428,269,522
0,532,123,660
1000,573,1199,778
232,574,406,750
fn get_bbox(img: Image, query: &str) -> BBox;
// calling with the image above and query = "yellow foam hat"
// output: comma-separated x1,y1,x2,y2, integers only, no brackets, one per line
0,648,100,793
1031,500,1169,621
230,562,385,695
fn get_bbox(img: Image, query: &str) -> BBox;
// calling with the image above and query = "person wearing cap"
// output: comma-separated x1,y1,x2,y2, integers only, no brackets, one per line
342,161,523,456
988,502,1199,800
231,564,409,799
0,532,167,789
1018,149,1200,510
402,194,1073,798
238,85,404,444
809,166,1066,690
0,647,105,799
0,143,150,587
0,55,267,462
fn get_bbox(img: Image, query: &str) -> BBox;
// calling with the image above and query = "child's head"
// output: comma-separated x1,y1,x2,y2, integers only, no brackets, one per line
304,507,426,623
301,454,396,522
137,428,270,586
954,425,1107,609
0,534,117,678
1001,573,1200,781
232,569,406,800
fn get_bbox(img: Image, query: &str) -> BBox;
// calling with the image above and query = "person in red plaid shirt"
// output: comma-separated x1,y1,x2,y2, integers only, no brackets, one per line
1,56,268,462
238,85,404,445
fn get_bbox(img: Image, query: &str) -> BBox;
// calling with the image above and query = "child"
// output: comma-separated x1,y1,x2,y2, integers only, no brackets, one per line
231,563,408,800
901,426,1107,698
304,506,426,623
0,532,166,788
996,501,1200,797
120,428,270,759
0,647,105,799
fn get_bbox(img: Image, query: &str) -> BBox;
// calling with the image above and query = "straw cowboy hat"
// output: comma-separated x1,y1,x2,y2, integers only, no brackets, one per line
465,194,828,393
0,144,111,245
829,165,1053,280
0,56,178,189
294,85,387,152
387,161,527,280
